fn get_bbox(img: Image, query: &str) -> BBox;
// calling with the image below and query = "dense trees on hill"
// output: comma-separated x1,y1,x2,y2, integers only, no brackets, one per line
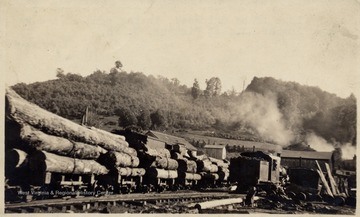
12,72,356,147
12,71,218,131
246,77,356,145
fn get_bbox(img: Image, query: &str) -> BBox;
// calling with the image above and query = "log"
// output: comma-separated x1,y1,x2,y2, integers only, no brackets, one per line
188,150,197,157
177,159,197,173
89,126,125,141
146,147,171,158
171,151,184,160
168,170,178,179
98,151,140,168
114,130,148,150
178,172,202,181
191,154,209,161
5,149,30,185
6,148,28,168
315,160,333,197
173,144,187,155
20,124,107,159
6,88,130,153
29,150,109,175
151,156,178,170
192,197,244,210
325,162,339,195
200,172,219,181
112,167,146,177
137,151,157,168
125,147,138,157
146,168,177,179
129,142,147,151
209,157,229,168
218,170,230,181
197,160,218,173
147,168,168,179
131,168,146,177
218,167,230,173
116,167,132,176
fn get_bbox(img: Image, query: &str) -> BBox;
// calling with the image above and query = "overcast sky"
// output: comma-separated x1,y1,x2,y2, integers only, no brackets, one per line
1,0,359,98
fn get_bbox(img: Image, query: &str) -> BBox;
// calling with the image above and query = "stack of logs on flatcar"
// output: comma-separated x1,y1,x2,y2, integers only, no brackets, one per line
5,87,233,201
5,88,143,199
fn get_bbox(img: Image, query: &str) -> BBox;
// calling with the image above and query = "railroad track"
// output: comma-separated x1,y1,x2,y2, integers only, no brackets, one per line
5,191,243,213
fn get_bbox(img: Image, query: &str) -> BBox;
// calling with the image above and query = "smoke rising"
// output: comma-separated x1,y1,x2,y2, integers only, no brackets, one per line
305,133,356,159
231,92,294,146
227,91,355,157
305,132,335,152
340,143,356,160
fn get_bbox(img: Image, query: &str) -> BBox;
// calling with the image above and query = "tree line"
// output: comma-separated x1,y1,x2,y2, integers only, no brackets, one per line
12,70,356,147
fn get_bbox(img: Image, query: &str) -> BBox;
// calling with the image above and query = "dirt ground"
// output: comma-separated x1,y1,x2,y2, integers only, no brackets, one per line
82,198,356,214
200,201,356,215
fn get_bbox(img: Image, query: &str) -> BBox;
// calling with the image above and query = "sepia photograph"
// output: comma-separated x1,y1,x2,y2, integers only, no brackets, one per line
1,0,359,214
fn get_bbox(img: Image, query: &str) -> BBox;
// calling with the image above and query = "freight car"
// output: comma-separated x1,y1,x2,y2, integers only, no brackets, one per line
229,151,281,192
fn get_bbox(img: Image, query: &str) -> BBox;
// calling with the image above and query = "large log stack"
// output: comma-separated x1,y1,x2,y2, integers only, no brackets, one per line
142,146,179,181
209,157,230,181
6,88,130,153
5,88,229,193
5,88,143,187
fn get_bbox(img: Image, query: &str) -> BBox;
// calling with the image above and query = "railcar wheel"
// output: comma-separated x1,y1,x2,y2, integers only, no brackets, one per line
333,196,346,206
296,192,306,201
157,185,165,193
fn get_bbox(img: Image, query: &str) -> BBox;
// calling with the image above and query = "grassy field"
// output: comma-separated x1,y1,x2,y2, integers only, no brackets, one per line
175,131,282,154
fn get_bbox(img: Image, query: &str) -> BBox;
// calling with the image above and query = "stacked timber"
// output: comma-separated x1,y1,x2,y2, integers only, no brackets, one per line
209,157,229,168
116,167,133,176
28,150,109,175
97,151,140,168
5,149,31,186
209,157,230,181
196,159,218,173
171,152,184,160
126,139,177,177
169,147,201,184
6,149,28,169
191,154,228,183
177,172,201,181
151,156,178,170
112,167,146,177
177,158,197,173
218,167,230,181
5,88,149,184
131,168,146,177
190,153,208,161
146,168,178,179
200,172,220,181
136,150,178,170
137,151,157,168
146,147,171,158
112,130,148,151
173,144,188,156
20,125,107,159
6,88,131,154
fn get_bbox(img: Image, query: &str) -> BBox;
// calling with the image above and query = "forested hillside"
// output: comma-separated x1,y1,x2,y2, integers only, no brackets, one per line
11,71,356,150
246,77,356,146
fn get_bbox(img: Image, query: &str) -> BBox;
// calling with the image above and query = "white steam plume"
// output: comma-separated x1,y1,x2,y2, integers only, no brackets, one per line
305,132,335,152
341,143,356,160
306,132,356,160
231,92,293,146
